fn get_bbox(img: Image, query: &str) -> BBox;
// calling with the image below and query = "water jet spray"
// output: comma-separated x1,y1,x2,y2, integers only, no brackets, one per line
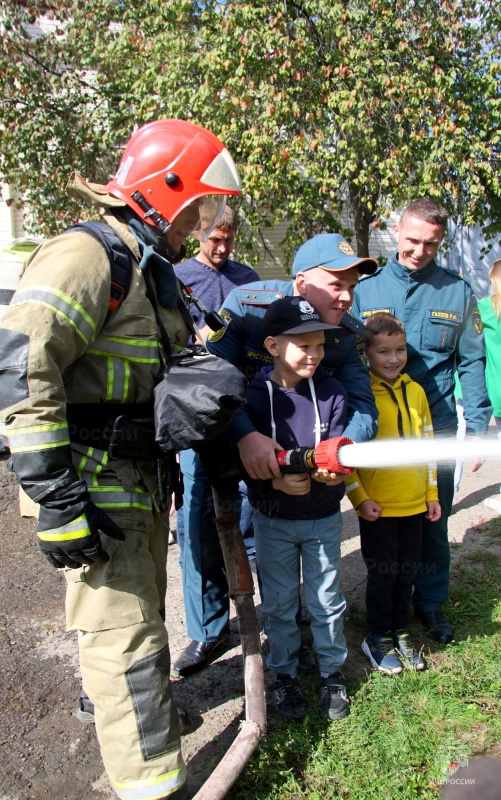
276,436,501,474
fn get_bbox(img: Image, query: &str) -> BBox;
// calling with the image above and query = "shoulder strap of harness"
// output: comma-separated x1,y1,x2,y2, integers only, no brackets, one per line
63,221,133,322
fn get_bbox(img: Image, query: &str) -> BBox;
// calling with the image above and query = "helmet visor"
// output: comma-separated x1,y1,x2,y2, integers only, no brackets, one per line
191,195,227,242
167,195,227,252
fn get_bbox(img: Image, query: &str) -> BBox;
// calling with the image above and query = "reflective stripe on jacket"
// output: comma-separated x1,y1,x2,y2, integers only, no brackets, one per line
0,212,190,509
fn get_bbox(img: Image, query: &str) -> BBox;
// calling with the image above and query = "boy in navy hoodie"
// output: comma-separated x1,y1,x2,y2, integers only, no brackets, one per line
245,296,350,721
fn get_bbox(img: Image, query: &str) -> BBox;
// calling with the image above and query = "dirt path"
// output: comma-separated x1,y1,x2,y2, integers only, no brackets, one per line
1,441,500,800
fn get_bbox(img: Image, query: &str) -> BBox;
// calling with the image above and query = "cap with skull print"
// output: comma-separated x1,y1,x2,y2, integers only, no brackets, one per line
263,296,337,337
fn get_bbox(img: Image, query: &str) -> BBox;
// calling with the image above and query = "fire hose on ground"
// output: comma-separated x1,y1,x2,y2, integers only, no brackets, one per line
192,433,501,798
192,479,266,800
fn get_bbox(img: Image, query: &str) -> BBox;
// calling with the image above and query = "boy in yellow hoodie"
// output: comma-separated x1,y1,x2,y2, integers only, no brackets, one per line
345,313,441,673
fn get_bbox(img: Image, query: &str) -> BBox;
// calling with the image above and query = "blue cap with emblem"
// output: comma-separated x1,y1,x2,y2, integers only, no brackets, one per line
292,233,378,277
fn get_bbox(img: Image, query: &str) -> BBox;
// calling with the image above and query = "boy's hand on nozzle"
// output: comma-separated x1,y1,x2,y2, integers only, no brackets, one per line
357,499,382,521
425,501,441,522
272,473,311,496
238,431,283,480
311,468,346,487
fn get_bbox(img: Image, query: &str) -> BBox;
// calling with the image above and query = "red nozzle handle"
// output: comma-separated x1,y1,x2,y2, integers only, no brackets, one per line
313,436,354,475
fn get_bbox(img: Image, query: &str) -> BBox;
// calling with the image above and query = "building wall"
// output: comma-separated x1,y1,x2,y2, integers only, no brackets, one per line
440,222,501,300
250,205,399,281
0,188,30,296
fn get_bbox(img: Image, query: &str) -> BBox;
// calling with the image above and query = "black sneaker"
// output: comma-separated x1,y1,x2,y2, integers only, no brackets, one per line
269,674,308,720
319,672,350,720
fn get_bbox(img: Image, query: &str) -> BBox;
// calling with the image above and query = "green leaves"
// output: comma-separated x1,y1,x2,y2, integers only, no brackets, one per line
0,0,500,261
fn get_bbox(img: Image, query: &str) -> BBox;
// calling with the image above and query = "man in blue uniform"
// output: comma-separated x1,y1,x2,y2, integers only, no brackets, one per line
352,198,492,644
172,208,259,676
174,233,378,675
208,234,379,480
173,232,379,676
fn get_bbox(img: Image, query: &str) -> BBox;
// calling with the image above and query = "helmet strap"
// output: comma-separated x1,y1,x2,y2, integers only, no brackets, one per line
131,190,172,237
122,207,178,261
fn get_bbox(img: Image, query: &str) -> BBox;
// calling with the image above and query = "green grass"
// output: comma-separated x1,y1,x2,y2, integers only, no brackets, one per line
477,515,501,546
229,528,501,800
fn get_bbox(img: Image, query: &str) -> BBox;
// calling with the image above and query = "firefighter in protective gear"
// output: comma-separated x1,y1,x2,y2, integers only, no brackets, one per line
0,119,241,800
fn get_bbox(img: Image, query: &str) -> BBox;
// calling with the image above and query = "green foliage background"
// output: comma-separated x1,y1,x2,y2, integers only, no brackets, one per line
1,0,500,265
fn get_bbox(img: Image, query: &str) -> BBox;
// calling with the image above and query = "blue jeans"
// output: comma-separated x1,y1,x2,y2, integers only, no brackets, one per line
253,510,347,677
179,449,255,643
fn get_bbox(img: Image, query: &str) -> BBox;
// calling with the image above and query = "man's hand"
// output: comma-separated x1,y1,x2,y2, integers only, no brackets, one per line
311,468,346,487
357,499,382,521
237,431,283,480
425,501,441,522
272,473,311,496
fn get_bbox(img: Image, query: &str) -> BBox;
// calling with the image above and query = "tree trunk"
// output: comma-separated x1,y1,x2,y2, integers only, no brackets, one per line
348,179,377,257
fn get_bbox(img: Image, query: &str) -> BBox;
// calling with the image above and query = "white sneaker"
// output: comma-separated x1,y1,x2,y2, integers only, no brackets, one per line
484,495,501,514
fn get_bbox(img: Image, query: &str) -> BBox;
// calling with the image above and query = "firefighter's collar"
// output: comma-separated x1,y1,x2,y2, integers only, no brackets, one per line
67,171,126,209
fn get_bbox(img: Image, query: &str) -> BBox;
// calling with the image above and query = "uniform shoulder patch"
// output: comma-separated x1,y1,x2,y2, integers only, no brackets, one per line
356,336,367,365
359,267,384,282
442,267,472,288
207,309,232,343
471,305,483,334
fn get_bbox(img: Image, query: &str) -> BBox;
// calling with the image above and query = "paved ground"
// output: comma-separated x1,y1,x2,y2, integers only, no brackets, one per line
0,433,500,800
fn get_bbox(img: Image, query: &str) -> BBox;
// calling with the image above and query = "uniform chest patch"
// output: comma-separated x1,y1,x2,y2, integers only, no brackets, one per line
428,310,462,324
361,307,395,319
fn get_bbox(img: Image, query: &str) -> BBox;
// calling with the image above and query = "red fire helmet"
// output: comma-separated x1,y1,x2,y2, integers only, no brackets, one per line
105,119,241,235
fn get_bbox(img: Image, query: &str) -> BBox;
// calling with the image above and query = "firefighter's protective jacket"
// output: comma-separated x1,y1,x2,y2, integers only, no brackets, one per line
0,206,190,515
0,199,191,799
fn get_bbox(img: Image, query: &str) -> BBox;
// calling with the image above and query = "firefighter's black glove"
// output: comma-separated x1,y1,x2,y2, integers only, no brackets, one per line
37,480,125,569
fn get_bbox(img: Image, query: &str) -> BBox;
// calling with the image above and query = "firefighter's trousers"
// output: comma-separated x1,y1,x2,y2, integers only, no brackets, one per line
65,509,186,800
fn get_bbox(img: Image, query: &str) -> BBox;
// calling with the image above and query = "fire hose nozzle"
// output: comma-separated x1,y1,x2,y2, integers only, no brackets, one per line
275,436,354,475
313,436,354,474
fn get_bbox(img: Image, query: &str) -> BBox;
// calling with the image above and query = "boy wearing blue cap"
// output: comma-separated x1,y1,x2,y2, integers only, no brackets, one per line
244,295,350,722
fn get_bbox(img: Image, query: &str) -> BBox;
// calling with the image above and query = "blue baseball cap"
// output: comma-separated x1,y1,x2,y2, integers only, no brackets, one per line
292,233,378,277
